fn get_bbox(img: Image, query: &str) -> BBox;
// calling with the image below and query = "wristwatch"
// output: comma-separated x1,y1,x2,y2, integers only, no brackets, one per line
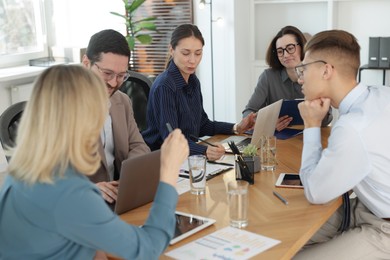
233,123,239,135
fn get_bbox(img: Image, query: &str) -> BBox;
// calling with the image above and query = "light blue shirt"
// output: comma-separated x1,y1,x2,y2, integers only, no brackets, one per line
300,83,390,218
0,168,178,259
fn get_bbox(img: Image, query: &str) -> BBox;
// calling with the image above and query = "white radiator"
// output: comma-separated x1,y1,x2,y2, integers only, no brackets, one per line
10,83,34,104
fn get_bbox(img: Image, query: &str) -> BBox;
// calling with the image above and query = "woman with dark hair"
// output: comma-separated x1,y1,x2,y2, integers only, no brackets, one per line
142,24,255,161
243,25,332,131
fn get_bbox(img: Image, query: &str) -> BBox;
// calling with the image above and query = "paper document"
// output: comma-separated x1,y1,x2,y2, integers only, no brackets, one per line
180,160,233,180
165,226,280,259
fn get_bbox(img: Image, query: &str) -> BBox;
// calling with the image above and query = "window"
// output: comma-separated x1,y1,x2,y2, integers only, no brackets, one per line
0,0,47,68
132,0,193,76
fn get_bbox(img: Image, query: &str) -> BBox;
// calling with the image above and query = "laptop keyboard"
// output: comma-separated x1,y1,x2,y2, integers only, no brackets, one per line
235,138,251,151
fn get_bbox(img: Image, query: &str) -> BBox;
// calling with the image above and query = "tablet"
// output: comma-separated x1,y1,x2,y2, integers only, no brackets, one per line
275,173,303,188
170,211,216,245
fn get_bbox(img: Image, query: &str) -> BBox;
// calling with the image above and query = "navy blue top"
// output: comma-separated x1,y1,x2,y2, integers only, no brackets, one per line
142,61,234,155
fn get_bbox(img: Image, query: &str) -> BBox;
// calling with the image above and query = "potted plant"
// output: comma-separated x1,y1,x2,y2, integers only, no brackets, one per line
110,0,157,68
242,144,261,173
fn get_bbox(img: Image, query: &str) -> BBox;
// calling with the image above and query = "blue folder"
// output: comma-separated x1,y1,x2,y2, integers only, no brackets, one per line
279,99,304,126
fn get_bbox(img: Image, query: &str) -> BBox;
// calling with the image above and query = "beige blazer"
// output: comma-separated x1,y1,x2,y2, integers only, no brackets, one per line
89,91,150,183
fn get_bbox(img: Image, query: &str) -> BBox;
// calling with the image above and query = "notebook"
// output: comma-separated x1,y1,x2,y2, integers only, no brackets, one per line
222,99,283,151
109,150,161,215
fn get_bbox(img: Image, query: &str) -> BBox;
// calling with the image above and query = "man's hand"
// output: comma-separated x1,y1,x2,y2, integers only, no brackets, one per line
96,181,119,203
205,144,226,161
298,98,331,128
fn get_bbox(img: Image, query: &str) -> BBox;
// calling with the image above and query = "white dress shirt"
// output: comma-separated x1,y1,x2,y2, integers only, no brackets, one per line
101,115,115,181
300,83,390,218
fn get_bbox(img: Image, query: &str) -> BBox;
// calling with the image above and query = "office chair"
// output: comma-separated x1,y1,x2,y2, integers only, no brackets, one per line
0,101,27,149
119,71,153,132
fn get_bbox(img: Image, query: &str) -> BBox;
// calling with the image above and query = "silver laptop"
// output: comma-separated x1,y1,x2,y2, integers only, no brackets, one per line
222,99,283,151
110,150,161,215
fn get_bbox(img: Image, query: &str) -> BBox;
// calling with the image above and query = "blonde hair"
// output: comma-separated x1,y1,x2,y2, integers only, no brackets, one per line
8,65,108,184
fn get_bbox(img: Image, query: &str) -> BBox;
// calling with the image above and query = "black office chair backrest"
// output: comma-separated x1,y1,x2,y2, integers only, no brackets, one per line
0,101,27,149
119,71,153,132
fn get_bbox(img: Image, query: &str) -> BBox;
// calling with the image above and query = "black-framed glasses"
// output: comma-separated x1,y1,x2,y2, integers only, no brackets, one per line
94,63,130,83
275,43,300,57
295,60,327,79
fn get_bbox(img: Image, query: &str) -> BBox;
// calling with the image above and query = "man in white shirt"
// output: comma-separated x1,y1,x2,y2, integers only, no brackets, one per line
294,30,390,259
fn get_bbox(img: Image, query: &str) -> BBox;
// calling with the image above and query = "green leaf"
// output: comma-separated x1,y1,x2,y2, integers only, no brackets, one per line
136,34,152,44
135,17,157,23
134,21,157,31
128,0,146,13
109,11,127,20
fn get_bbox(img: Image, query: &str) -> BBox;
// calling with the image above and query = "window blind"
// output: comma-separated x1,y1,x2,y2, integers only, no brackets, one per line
132,0,193,77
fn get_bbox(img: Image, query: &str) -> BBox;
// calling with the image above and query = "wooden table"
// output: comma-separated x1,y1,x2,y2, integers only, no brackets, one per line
115,127,341,260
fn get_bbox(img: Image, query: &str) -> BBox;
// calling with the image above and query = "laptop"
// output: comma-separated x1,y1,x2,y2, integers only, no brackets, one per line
222,99,283,151
109,150,161,215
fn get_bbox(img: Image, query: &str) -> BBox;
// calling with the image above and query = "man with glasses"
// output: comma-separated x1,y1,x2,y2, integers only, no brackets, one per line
294,30,390,259
82,29,150,203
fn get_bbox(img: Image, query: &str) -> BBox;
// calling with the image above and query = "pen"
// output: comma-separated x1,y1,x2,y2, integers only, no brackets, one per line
179,174,189,179
189,134,217,147
273,191,289,205
207,160,234,167
166,122,173,133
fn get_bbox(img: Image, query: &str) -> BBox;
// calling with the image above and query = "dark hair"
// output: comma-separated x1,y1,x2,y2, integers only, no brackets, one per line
165,24,205,68
265,26,307,70
86,29,130,64
305,30,361,77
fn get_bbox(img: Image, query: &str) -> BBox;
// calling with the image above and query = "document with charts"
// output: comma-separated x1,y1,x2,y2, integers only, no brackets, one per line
165,226,280,259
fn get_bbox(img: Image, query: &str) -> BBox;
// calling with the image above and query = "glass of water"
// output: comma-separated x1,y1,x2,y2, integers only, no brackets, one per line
227,180,249,228
188,155,207,195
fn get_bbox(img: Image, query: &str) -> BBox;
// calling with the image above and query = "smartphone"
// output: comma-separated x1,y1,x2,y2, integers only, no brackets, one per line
275,173,303,188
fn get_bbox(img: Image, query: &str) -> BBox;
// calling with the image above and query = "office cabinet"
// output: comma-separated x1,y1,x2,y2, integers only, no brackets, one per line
368,37,380,68
379,37,390,68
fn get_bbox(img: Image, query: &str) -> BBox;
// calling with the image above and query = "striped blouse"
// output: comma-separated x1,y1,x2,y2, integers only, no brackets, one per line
142,61,234,155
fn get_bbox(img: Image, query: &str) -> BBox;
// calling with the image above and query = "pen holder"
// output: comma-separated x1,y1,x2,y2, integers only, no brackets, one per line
235,155,254,185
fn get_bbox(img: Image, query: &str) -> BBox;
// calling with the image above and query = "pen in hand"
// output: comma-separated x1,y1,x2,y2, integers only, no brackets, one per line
273,191,289,205
189,134,217,147
166,122,173,133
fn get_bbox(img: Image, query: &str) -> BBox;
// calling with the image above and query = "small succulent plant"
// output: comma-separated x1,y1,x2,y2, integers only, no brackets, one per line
242,144,258,157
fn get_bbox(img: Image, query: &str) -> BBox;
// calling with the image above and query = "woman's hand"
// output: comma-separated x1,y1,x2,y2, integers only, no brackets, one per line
275,115,293,131
160,129,189,187
236,112,256,134
205,144,226,161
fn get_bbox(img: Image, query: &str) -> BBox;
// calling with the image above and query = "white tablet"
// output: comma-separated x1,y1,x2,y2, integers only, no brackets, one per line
170,211,216,245
275,173,303,189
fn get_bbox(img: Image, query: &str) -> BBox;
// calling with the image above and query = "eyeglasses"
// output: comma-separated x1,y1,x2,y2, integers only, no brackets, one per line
94,63,130,83
295,60,327,79
275,43,300,57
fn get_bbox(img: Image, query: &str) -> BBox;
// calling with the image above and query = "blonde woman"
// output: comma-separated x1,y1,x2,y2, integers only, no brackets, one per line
0,65,189,259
